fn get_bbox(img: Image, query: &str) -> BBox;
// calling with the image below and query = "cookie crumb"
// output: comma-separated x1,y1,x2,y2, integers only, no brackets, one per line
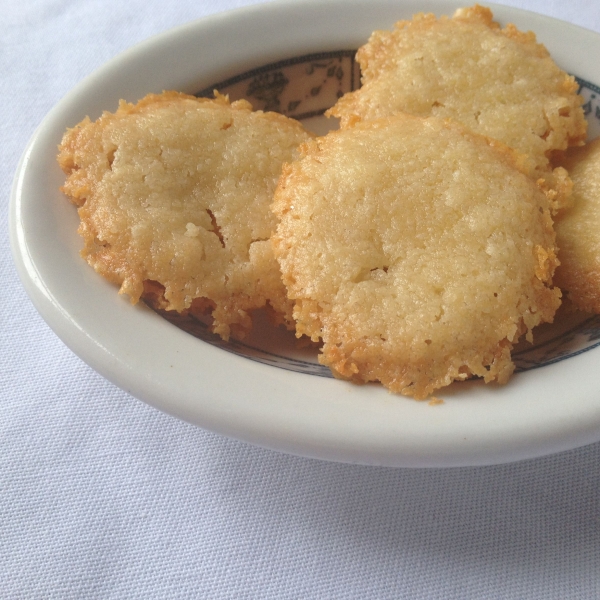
428,397,445,406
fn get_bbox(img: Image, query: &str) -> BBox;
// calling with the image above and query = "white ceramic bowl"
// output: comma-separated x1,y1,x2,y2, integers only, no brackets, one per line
10,0,600,467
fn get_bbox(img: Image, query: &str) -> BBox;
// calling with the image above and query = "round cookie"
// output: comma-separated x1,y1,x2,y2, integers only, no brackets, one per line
554,138,600,313
327,5,586,210
272,114,561,399
58,91,312,340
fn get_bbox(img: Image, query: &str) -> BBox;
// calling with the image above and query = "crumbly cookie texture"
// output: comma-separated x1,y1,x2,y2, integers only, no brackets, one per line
327,5,586,211
272,114,561,399
58,91,311,340
554,138,600,313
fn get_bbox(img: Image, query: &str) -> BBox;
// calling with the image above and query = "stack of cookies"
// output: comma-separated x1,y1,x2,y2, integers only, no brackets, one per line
59,5,600,399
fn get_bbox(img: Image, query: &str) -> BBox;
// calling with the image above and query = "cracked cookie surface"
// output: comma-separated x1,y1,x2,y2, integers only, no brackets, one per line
58,91,311,339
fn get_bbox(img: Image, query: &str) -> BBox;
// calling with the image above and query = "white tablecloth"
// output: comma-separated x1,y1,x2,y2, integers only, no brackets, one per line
3,1,600,597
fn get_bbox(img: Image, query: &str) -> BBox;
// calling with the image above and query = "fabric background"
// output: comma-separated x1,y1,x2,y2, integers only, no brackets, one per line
3,1,600,598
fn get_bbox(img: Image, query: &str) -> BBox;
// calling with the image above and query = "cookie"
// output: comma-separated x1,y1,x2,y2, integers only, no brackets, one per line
327,5,586,211
58,91,311,340
272,114,561,398
554,138,600,313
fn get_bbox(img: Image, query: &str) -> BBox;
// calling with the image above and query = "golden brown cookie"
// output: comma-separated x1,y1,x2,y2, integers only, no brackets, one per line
272,114,561,399
554,138,600,313
327,5,586,211
58,91,312,340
